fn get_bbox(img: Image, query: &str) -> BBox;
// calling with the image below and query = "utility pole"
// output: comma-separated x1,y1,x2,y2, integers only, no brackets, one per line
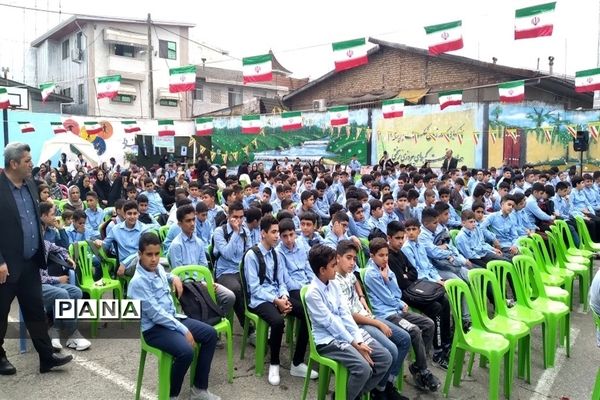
147,13,155,118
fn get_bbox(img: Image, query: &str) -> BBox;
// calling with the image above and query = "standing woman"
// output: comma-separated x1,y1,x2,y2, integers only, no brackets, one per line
93,170,111,207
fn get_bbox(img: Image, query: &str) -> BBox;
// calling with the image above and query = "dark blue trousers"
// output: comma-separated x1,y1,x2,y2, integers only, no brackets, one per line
144,318,217,396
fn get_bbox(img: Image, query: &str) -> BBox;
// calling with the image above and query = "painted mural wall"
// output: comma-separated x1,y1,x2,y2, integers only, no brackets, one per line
209,109,370,167
372,104,484,169
487,101,600,168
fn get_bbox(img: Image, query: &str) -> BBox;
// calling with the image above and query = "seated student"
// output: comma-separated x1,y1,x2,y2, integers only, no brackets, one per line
105,198,125,237
571,175,600,241
363,238,440,392
128,233,220,400
169,204,235,319
455,210,505,267
242,182,260,209
167,195,192,226
140,177,168,217
94,200,159,277
201,188,225,228
381,194,399,226
163,199,201,253
188,181,202,209
314,181,331,225
493,181,511,212
84,191,103,239
323,211,361,251
438,187,461,229
213,202,251,331
524,182,555,231
406,189,421,221
271,184,287,215
299,211,323,247
136,194,158,226
275,219,319,380
510,174,525,194
368,199,387,235
280,198,300,230
471,201,501,247
401,218,445,285
125,184,138,201
512,192,539,236
40,202,70,250
243,216,292,385
261,186,272,204
335,240,409,400
305,245,393,400
66,209,95,244
583,173,600,212
462,184,486,212
479,195,520,258
393,191,411,222
244,206,263,246
347,199,371,240
40,240,91,351
554,181,584,245
387,221,451,369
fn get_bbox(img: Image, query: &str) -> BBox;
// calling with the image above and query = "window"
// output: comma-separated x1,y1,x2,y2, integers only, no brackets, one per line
193,82,204,101
158,40,176,60
62,39,70,60
228,87,243,107
159,99,178,107
112,94,134,103
60,87,71,98
76,32,83,50
77,84,84,104
210,88,221,104
114,44,134,57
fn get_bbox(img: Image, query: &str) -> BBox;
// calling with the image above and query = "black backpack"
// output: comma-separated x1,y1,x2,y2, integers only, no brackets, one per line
178,280,224,326
240,246,279,304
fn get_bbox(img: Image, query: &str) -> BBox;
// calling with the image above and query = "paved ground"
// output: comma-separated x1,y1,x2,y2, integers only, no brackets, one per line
1,266,599,400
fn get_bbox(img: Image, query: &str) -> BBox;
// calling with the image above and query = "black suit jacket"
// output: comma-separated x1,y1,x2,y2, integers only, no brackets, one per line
441,157,458,172
0,173,47,283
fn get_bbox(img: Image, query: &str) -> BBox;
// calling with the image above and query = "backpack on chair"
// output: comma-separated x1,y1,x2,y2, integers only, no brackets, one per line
178,279,224,326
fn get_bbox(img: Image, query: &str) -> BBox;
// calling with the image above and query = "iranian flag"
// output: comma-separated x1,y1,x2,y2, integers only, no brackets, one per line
424,20,464,55
489,132,497,144
122,120,141,133
543,128,552,142
241,115,262,134
50,122,67,134
40,82,56,102
499,80,525,103
472,132,479,145
195,117,213,136
281,111,302,131
566,125,577,139
243,54,272,83
382,98,404,119
18,122,35,133
515,2,556,40
588,124,599,141
575,68,600,93
158,120,175,137
96,75,121,99
456,133,463,145
0,87,9,109
169,65,196,93
332,38,368,72
506,128,518,142
329,106,349,127
84,121,102,135
438,90,463,110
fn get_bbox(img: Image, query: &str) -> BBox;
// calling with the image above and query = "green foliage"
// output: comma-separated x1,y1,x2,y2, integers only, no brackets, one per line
327,124,368,164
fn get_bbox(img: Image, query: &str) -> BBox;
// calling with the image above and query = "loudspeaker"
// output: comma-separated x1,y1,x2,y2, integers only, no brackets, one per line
574,130,589,152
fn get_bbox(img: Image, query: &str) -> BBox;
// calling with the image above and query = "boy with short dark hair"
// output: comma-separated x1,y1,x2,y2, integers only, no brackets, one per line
299,211,323,247
347,199,370,239
84,191,103,239
455,210,505,267
136,194,157,225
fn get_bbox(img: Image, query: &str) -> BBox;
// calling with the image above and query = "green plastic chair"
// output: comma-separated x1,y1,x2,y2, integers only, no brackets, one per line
69,241,123,338
573,215,600,253
239,261,269,377
511,255,570,368
593,312,600,400
517,237,566,288
158,225,170,243
300,286,369,400
467,269,531,388
549,224,592,268
356,246,368,269
102,207,115,222
546,230,590,311
553,219,594,259
170,265,234,383
449,229,459,246
442,278,511,400
529,233,576,298
135,332,199,400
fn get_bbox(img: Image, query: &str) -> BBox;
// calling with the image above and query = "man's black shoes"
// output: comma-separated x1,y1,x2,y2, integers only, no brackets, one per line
40,353,73,373
0,356,16,375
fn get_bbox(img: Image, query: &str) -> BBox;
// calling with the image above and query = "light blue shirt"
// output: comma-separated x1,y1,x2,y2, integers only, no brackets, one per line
583,187,600,209
525,195,552,225
323,230,349,250
168,231,208,268
418,225,467,265
103,220,158,264
314,197,330,220
455,227,495,259
127,263,188,335
368,215,387,234
305,278,364,346
513,208,537,235
479,211,519,248
349,159,361,172
447,203,462,228
243,243,288,309
214,223,251,278
195,218,213,244
140,190,167,215
85,207,104,239
571,187,593,213
382,210,399,226
348,215,371,239
363,260,406,319
276,237,315,291
553,194,580,219
163,223,181,254
401,240,442,282
65,225,93,244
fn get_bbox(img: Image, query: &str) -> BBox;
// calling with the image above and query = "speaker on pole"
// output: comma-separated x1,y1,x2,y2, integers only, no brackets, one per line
573,130,589,152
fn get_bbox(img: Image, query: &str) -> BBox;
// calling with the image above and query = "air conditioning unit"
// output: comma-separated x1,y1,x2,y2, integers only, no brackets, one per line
71,48,84,63
312,99,327,112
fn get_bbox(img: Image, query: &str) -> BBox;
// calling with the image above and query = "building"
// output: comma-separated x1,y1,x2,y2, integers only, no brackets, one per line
28,15,196,119
0,77,73,114
193,50,309,116
283,37,592,111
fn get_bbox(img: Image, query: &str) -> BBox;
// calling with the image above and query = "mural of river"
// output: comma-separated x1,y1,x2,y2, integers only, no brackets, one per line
253,139,337,164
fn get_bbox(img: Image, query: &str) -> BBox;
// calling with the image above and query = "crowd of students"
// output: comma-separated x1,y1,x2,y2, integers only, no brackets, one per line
33,152,600,400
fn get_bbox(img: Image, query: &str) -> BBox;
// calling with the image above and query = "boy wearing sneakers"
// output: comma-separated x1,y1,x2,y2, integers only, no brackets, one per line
364,238,441,392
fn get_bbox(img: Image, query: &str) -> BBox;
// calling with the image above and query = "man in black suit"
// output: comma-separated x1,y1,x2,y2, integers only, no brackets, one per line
440,149,458,173
0,143,72,375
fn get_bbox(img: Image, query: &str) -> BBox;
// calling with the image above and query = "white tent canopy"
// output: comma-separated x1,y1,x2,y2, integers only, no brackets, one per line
37,133,99,167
